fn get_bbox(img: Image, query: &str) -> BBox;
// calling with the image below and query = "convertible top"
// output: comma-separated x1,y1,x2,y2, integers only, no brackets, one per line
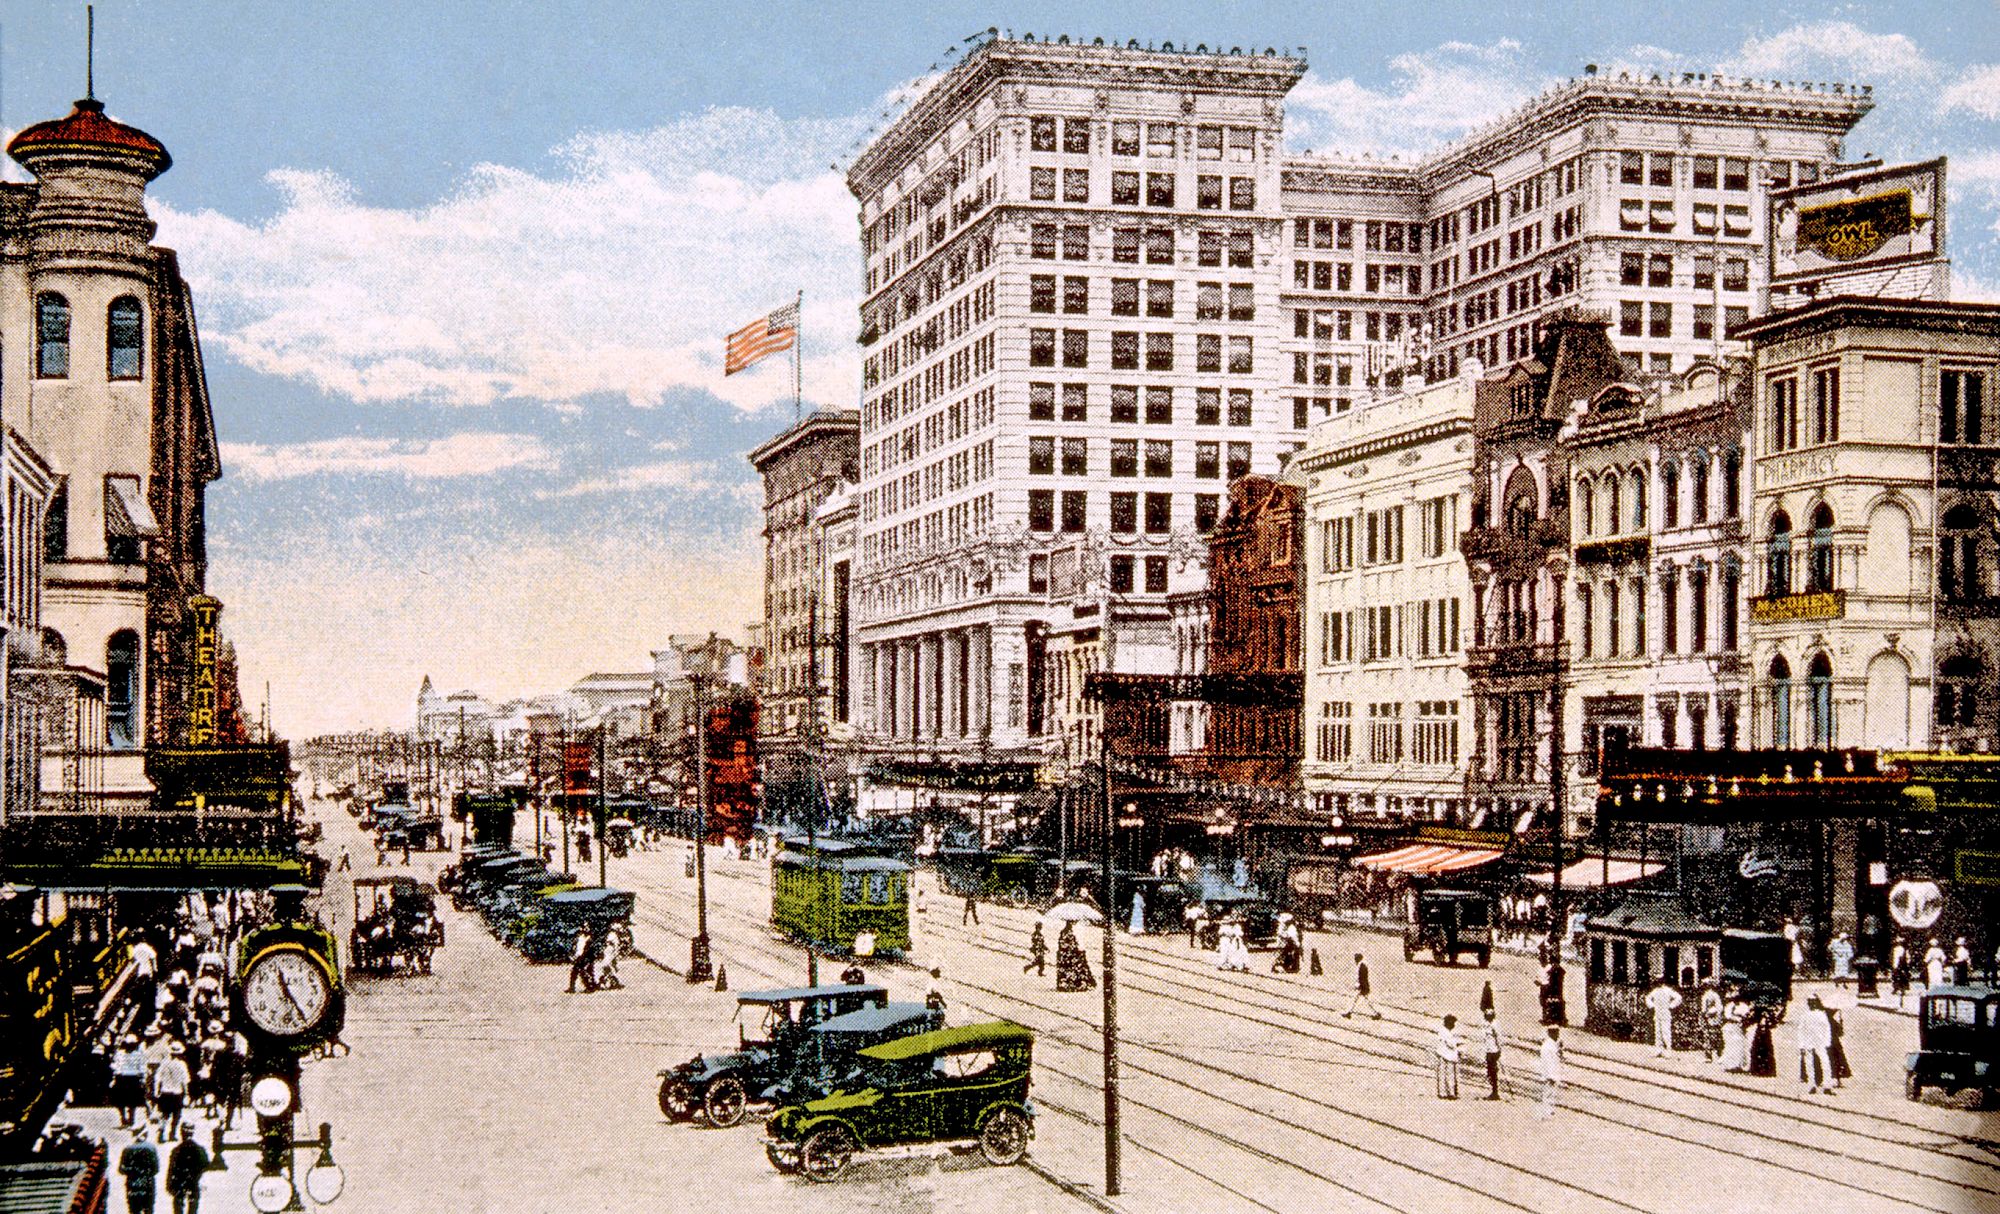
738,984,887,1005
811,1003,933,1035
860,1021,1032,1061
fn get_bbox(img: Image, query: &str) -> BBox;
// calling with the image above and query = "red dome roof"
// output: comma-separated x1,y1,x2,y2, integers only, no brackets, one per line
8,98,170,180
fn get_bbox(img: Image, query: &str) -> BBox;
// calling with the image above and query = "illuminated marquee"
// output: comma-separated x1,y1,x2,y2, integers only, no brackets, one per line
188,595,221,746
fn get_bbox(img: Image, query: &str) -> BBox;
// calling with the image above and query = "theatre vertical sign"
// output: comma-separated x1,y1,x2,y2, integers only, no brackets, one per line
189,595,221,746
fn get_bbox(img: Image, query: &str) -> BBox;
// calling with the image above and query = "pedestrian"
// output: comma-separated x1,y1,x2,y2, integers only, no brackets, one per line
336,848,351,872
1342,953,1382,1019
120,1125,160,1214
1952,937,1973,986
1829,932,1855,988
1479,1008,1504,1100
961,895,980,927
1129,890,1146,935
1924,936,1947,989
1434,1014,1462,1099
130,936,159,1031
1055,922,1095,991
1782,916,1803,970
1184,901,1206,948
165,1135,207,1214
1827,1001,1851,1088
925,968,947,1012
1538,960,1567,1025
1747,1007,1777,1077
1990,942,2000,988
567,925,597,994
1890,937,1912,1003
1720,988,1749,1072
108,1034,146,1128
1644,976,1683,1057
1698,979,1724,1062
1479,980,1495,1017
1024,922,1048,977
1537,1025,1564,1119
1272,914,1302,974
1797,994,1834,1094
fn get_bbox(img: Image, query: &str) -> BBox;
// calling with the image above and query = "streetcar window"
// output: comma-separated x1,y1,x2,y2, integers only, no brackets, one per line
1612,939,1629,985
868,872,889,903
1634,943,1651,981
1590,938,1606,983
842,873,865,903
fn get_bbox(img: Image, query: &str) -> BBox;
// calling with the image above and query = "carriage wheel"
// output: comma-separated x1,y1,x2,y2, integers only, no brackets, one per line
978,1108,1030,1166
800,1126,855,1182
703,1076,747,1127
658,1076,695,1121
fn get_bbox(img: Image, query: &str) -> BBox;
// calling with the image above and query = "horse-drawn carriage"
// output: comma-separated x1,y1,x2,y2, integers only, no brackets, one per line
349,876,444,976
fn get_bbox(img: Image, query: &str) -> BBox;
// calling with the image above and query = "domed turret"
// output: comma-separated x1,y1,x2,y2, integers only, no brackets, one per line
7,97,170,181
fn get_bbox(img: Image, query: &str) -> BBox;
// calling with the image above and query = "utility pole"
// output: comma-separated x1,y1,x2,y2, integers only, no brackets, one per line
559,715,572,878
1098,691,1122,1197
596,725,609,888
1546,554,1569,1022
688,634,716,984
803,597,821,987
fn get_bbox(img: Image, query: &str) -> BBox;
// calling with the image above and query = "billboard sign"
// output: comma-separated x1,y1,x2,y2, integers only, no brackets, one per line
1770,159,1946,287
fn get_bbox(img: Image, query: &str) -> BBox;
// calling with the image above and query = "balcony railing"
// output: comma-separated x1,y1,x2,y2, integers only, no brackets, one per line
1465,642,1567,679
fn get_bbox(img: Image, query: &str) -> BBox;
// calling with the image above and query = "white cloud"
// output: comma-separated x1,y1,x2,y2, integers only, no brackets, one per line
1287,40,1549,158
1726,22,1932,81
220,433,556,482
540,457,750,500
156,105,867,414
1942,65,2000,119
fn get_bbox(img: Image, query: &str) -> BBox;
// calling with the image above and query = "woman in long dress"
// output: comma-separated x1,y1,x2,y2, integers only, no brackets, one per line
1719,993,1749,1071
1055,921,1095,991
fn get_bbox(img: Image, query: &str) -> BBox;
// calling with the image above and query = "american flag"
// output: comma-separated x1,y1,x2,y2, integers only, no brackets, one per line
724,302,799,375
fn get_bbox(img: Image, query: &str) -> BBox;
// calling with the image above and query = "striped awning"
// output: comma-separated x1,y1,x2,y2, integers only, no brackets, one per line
1354,843,1505,876
1526,857,1664,888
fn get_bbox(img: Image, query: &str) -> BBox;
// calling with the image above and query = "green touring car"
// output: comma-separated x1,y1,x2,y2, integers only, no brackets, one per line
764,1021,1035,1182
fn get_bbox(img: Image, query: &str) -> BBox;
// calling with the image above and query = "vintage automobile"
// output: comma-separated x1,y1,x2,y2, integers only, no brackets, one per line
764,1021,1035,1182
1197,895,1280,951
1403,889,1496,967
762,1001,944,1106
348,876,444,976
517,888,635,963
1719,928,1794,1023
1905,984,1998,1107
659,984,889,1127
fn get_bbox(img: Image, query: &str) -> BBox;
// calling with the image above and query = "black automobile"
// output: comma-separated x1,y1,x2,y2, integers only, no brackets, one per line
659,984,889,1127
1905,985,1998,1107
1720,928,1794,1023
1197,896,1280,951
762,1001,944,1106
1403,889,1496,967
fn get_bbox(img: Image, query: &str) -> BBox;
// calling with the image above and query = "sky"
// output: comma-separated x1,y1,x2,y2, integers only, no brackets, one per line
1,1,1997,737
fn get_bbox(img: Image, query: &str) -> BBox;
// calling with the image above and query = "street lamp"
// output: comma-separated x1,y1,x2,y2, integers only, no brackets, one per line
686,633,719,983
1098,690,1122,1199
213,1075,343,1211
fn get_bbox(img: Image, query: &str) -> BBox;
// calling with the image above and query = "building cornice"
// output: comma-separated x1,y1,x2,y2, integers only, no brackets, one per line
1297,416,1471,474
747,410,860,473
1733,295,2000,345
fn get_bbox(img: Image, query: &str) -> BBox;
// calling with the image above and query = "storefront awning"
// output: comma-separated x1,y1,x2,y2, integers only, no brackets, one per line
104,475,159,538
1354,843,1505,876
1525,857,1664,888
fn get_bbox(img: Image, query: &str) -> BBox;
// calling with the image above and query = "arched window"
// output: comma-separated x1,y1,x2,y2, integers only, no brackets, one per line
1602,472,1621,535
1661,461,1681,529
106,630,140,750
1628,466,1648,530
1770,656,1793,748
1808,504,1835,592
1938,654,1982,730
1941,503,1981,601
1504,469,1538,538
1577,477,1595,537
107,296,144,379
1723,448,1743,518
1808,653,1834,747
1690,452,1711,524
1766,511,1793,597
36,293,70,378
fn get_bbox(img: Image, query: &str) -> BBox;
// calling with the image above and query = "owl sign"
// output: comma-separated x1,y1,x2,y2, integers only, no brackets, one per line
1888,879,1945,930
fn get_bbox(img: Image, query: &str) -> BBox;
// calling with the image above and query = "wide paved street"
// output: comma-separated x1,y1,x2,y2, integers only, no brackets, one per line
289,798,2000,1213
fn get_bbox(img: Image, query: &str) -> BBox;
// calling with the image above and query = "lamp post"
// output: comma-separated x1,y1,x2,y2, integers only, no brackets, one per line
1098,689,1123,1198
687,633,717,984
210,1075,343,1211
1546,554,1570,1022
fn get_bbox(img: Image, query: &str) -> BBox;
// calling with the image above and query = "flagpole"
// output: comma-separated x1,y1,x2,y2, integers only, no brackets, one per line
793,288,804,421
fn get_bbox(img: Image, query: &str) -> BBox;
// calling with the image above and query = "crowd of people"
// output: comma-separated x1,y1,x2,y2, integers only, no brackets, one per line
565,920,629,993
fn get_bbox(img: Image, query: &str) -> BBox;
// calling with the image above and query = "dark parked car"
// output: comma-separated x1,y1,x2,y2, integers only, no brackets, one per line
1720,928,1794,1023
764,1021,1035,1182
1905,985,1998,1107
762,1001,943,1106
518,888,635,962
659,985,889,1127
1403,889,1496,967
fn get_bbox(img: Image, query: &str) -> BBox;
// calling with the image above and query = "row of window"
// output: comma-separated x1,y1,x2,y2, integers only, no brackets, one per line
1026,328,1256,373
34,293,145,380
1311,700,1460,765
1316,598,1463,667
1290,259,1424,297
1576,566,1742,661
1028,436,1254,480
1618,151,1821,191
1030,275,1256,319
863,388,995,477
1294,218,1425,254
1618,300,1750,342
1616,198,1755,237
1618,251,1751,291
862,493,996,568
1029,117,1259,161
1576,451,1745,538
1030,166,1259,211
1026,382,1257,426
1025,488,1223,535
1029,224,1258,267
1317,497,1458,572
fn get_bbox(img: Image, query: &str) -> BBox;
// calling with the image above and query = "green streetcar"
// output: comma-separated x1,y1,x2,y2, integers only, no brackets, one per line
771,839,911,956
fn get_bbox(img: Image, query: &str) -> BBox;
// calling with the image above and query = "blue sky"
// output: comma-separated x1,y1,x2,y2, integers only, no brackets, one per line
2,1,1996,735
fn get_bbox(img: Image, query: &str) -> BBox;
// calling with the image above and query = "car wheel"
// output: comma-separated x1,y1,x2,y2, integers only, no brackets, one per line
658,1077,694,1121
1904,1072,1922,1103
764,1142,801,1174
703,1076,747,1127
979,1108,1030,1166
800,1126,855,1182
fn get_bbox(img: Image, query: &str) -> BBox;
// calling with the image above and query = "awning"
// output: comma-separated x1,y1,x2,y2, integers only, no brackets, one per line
104,475,159,537
1354,843,1505,876
1525,857,1664,888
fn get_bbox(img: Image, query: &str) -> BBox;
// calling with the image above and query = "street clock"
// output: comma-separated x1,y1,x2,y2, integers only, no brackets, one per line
234,922,345,1052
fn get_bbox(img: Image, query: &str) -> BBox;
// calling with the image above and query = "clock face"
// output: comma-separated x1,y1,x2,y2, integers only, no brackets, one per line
242,948,332,1037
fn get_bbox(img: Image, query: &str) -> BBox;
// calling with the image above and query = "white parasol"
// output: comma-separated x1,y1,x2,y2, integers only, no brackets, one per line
1043,901,1104,925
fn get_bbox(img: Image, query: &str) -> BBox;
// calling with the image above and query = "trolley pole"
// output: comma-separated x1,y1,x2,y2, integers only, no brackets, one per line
688,635,716,984
1546,554,1569,1021
596,726,609,889
1099,713,1122,1197
804,597,821,988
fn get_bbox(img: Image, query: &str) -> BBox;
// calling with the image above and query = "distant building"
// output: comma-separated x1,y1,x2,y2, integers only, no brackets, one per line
1199,475,1303,788
5,93,224,808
